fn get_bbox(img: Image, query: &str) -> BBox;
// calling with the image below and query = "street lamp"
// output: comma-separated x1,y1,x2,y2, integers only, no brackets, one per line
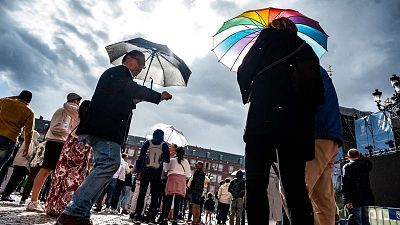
372,74,400,114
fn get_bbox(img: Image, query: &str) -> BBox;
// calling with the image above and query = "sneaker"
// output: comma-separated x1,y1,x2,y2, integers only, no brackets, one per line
0,195,15,202
56,213,93,225
121,209,129,215
26,201,44,212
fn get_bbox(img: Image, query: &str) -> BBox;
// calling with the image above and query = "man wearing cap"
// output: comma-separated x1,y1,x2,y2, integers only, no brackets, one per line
0,90,35,171
57,50,172,225
27,93,81,212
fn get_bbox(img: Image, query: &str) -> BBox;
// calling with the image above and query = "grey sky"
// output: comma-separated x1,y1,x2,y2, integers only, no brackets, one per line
0,0,399,155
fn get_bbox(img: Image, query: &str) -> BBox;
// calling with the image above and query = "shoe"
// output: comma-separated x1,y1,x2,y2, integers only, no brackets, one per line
1,196,15,202
132,215,143,223
26,201,44,212
19,200,26,205
121,209,129,215
159,220,168,225
104,207,111,212
56,213,93,225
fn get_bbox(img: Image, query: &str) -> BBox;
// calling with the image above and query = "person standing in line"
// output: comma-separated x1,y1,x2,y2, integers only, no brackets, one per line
118,164,134,214
27,93,81,212
217,178,232,225
204,192,216,225
20,141,46,205
305,67,343,225
342,149,374,225
0,90,35,171
110,153,130,212
56,50,172,225
127,163,151,216
0,131,40,202
131,129,170,224
228,170,245,225
45,100,92,217
187,161,210,225
237,17,324,225
158,146,191,225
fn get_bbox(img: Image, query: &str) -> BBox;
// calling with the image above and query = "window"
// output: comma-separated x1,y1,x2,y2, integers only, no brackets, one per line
228,166,234,174
210,173,216,183
212,163,217,170
217,175,222,183
205,162,210,170
190,159,196,166
209,185,215,194
218,164,223,172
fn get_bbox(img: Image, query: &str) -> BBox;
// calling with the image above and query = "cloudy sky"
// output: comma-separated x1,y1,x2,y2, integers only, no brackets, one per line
1,0,399,155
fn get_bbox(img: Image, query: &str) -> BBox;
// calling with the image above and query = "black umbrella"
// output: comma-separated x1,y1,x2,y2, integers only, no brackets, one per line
105,38,191,87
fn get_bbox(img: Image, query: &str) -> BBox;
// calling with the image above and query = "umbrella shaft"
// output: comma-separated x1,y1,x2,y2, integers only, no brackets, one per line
143,52,156,86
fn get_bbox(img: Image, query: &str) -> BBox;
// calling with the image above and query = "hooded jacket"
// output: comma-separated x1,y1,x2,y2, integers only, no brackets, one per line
45,102,79,142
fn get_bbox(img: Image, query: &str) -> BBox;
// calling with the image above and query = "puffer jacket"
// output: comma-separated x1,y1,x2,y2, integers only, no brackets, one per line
218,182,232,204
45,102,79,142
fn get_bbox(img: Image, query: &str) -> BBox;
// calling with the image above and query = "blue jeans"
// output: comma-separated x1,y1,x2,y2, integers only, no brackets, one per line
348,206,370,225
63,136,121,218
0,135,16,171
104,178,117,208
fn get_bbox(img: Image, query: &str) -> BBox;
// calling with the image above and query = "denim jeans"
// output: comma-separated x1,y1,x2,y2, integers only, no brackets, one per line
117,186,131,210
104,178,117,208
348,206,370,225
0,135,16,171
63,136,121,218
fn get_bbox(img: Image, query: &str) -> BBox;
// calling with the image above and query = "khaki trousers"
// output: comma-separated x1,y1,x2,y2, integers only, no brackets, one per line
305,139,338,225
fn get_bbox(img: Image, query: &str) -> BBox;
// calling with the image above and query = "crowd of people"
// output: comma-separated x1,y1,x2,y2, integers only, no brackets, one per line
0,17,376,225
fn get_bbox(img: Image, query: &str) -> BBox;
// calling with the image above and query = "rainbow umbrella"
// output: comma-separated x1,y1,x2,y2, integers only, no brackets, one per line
212,7,328,71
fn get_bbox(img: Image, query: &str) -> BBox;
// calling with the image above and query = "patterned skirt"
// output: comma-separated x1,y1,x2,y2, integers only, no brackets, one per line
45,135,92,217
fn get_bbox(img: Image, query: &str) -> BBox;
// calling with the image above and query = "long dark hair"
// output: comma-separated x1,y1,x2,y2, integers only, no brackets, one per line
79,100,91,119
176,146,185,164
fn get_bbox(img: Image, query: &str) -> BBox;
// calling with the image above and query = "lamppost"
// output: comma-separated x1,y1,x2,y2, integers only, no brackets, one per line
372,74,400,115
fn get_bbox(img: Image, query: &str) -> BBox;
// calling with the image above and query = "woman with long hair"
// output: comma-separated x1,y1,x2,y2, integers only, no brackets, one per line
158,146,191,225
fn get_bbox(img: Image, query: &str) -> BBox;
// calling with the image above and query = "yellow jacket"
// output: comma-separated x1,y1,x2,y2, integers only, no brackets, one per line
0,97,35,150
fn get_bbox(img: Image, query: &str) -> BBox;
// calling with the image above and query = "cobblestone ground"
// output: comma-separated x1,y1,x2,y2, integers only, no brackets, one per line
0,194,226,225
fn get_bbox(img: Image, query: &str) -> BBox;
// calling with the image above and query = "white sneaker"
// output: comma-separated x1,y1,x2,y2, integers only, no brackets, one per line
26,201,44,212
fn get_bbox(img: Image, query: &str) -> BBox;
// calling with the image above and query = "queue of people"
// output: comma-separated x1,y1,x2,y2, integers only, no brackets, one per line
0,17,377,225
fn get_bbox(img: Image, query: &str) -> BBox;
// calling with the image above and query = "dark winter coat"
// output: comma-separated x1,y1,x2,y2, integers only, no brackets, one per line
77,65,161,145
237,28,324,160
315,67,343,146
342,155,375,206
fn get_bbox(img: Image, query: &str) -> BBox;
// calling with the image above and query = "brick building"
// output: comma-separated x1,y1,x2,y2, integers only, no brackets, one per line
124,135,244,194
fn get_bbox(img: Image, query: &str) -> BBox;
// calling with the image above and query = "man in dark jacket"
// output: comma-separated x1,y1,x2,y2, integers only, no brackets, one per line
237,17,324,225
342,149,374,225
305,67,343,225
57,50,172,225
228,170,245,225
132,129,170,224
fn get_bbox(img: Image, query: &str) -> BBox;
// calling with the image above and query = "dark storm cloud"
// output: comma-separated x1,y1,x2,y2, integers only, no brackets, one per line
0,8,59,90
171,53,246,128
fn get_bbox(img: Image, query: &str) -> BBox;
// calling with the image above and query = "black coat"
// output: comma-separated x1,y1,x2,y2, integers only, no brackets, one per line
237,28,324,160
77,65,161,145
342,155,375,207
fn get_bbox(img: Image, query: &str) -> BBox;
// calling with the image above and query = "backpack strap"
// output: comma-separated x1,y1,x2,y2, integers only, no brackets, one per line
246,41,306,103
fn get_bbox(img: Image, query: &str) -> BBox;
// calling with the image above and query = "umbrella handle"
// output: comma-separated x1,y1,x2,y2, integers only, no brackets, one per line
143,52,156,86
150,77,153,89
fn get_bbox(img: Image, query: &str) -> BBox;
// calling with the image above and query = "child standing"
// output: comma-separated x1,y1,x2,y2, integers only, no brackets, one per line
204,192,216,224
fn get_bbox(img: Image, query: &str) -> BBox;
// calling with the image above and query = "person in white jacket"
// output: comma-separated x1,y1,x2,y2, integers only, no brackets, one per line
27,93,81,212
217,178,232,225
0,131,40,201
158,146,191,225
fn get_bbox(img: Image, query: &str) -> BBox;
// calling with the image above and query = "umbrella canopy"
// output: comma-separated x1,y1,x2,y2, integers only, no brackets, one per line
213,7,328,71
105,38,192,87
146,123,189,147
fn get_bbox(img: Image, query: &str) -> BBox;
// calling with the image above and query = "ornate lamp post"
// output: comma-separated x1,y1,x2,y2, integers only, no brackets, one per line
372,74,400,115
